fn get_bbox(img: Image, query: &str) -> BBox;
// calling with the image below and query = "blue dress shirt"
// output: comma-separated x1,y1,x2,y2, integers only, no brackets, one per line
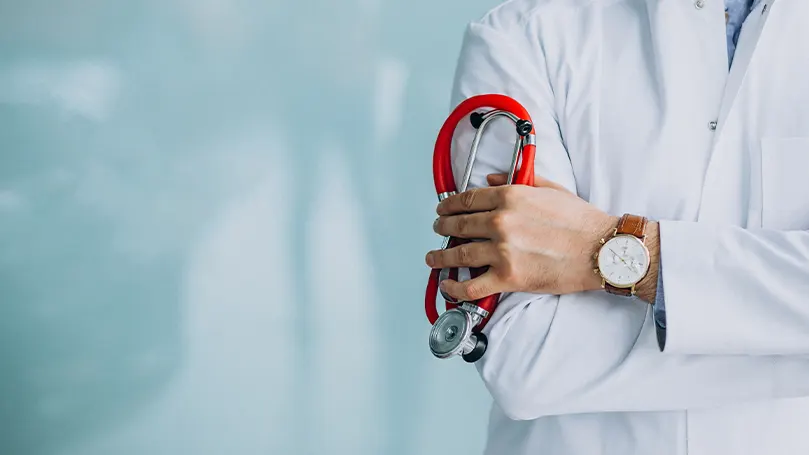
653,0,762,349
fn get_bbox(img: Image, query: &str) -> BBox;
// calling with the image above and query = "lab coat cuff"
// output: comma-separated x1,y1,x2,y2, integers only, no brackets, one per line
652,262,667,352
657,220,730,355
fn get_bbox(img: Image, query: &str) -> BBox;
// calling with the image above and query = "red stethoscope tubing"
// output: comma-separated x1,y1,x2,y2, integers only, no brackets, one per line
426,94,536,329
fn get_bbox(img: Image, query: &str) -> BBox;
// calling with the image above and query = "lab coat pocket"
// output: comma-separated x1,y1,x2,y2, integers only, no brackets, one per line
761,137,809,230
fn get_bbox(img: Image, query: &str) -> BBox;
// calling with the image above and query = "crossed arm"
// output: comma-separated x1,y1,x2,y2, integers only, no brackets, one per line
427,175,661,305
427,20,809,421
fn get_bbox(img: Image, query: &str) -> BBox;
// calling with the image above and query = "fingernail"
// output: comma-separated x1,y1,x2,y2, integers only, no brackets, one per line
426,253,435,267
439,280,447,290
433,218,440,232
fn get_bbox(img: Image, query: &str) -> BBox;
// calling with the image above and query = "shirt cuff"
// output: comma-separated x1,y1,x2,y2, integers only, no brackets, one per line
652,262,667,351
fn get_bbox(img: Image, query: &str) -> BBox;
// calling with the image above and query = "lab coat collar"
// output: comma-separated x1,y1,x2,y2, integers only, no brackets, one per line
714,0,776,139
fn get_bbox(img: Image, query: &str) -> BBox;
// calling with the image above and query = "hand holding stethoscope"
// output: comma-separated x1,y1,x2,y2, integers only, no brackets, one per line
424,95,655,363
425,94,537,363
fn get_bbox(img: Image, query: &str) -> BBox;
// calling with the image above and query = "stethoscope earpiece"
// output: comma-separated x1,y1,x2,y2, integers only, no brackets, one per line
470,111,485,129
516,119,533,137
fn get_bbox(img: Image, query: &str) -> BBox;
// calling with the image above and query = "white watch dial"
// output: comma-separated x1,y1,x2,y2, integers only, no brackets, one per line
598,235,650,287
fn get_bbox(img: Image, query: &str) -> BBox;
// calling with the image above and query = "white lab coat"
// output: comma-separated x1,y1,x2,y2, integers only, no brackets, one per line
449,0,809,454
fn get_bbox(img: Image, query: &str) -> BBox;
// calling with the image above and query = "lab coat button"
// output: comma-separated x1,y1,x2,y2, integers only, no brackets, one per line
695,0,705,9
709,121,718,131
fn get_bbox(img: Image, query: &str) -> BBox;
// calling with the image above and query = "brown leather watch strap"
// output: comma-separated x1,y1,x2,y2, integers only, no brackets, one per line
604,214,648,297
606,283,634,297
616,214,648,239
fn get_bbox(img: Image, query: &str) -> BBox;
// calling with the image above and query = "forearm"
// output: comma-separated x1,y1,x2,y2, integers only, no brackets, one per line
477,203,809,419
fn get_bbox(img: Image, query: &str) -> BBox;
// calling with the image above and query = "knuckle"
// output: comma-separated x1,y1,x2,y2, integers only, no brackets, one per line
500,265,518,285
495,241,513,260
464,282,484,300
456,245,474,265
496,244,518,280
489,212,510,235
460,190,477,210
499,186,518,205
456,216,469,236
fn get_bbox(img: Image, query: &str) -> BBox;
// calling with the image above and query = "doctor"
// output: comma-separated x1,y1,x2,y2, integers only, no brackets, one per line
425,0,809,454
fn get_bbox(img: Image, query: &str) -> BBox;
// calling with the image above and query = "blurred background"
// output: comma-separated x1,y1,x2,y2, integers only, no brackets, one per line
0,1,501,454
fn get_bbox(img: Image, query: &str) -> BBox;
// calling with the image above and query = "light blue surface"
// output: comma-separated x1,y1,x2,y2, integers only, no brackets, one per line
0,1,498,454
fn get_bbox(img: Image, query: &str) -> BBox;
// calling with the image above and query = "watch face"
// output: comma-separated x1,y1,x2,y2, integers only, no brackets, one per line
598,235,650,287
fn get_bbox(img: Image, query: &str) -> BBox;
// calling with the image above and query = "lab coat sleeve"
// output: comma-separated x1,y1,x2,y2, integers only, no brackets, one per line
653,263,668,349
450,19,809,421
660,222,809,355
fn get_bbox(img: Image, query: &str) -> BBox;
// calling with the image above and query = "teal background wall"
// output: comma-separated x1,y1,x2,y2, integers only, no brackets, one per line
0,1,499,454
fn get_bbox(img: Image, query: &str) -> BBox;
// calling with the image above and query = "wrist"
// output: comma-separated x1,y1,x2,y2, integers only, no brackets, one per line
584,215,621,291
590,215,660,299
634,220,660,304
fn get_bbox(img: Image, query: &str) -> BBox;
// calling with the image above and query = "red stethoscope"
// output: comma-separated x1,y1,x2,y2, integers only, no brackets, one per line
426,94,537,362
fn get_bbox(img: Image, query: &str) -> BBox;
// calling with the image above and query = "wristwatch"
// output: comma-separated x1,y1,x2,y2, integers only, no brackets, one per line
595,214,651,297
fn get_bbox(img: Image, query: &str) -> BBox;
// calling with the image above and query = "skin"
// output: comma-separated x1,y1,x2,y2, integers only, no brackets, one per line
425,173,660,304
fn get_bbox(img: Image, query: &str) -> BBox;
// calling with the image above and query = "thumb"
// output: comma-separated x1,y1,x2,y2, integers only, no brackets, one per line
486,173,510,186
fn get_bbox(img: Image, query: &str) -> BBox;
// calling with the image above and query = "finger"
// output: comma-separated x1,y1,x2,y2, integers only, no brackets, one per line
486,173,509,186
439,270,501,302
434,212,495,239
437,187,502,215
425,241,497,270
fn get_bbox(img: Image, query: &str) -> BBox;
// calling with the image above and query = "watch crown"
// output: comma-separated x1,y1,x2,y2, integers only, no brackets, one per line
599,238,606,245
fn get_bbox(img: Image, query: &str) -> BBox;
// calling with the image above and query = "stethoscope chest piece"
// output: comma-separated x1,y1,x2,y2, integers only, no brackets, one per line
429,308,488,363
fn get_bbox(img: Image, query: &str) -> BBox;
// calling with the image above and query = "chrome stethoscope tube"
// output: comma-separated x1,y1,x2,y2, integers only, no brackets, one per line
438,110,523,250
438,110,528,304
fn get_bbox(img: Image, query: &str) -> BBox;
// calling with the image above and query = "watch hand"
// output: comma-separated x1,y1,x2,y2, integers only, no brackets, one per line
609,249,628,265
610,248,640,274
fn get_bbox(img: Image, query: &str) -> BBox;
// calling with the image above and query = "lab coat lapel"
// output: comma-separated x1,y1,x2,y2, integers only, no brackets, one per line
714,0,776,138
